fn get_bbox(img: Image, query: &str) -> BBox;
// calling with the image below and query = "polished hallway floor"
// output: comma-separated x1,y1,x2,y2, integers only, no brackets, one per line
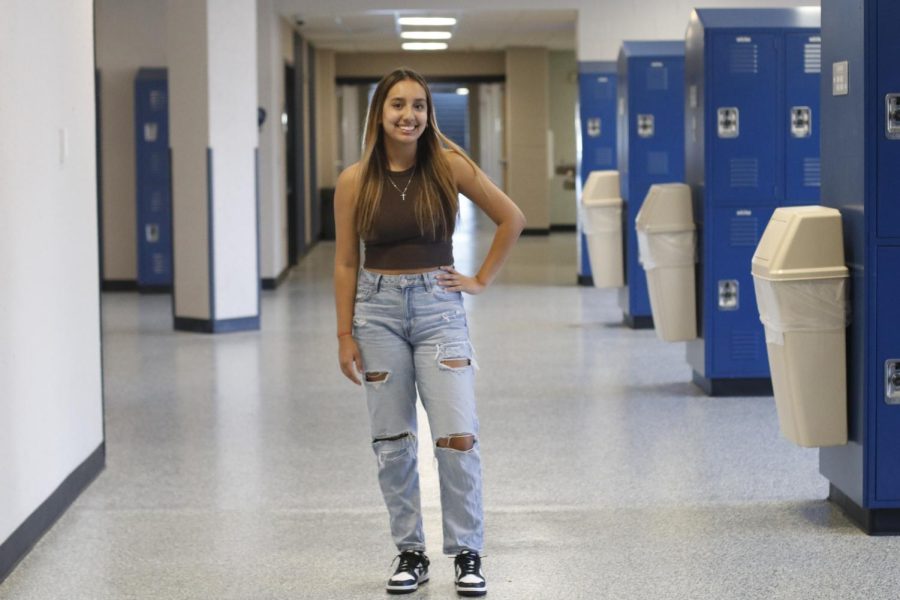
3,205,900,599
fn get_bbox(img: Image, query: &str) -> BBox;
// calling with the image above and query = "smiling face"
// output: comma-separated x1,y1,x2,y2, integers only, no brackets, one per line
381,79,428,147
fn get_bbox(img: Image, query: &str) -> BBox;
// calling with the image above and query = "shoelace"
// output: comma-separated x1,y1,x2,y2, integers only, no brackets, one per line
455,551,481,577
394,551,424,574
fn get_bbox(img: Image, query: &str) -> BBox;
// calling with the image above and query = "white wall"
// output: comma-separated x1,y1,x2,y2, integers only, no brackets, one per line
0,0,104,543
257,0,289,281
95,0,167,282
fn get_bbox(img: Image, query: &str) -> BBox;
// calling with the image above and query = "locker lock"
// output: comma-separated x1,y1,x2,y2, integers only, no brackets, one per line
637,114,655,138
886,360,900,404
790,107,812,138
887,94,900,140
717,107,739,138
718,280,739,311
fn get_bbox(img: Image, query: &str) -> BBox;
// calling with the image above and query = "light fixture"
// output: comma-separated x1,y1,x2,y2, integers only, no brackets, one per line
400,31,452,40
402,42,449,51
398,17,457,27
456,88,469,96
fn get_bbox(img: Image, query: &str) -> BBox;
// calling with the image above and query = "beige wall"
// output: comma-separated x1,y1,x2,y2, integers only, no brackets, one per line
315,49,338,188
94,0,166,281
549,51,578,226
505,47,550,230
335,52,505,79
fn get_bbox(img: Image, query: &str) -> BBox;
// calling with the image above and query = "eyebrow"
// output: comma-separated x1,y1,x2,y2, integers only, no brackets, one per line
389,96,427,103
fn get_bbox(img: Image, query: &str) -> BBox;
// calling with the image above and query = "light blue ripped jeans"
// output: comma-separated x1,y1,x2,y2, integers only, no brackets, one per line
352,268,484,555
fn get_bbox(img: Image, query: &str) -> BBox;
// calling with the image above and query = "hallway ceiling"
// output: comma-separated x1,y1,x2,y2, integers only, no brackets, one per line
288,9,576,52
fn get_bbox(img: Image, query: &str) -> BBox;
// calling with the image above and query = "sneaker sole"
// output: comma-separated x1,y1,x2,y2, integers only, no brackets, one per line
386,574,429,595
456,584,486,597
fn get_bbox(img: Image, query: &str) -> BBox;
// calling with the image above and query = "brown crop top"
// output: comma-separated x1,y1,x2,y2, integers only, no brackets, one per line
362,167,455,270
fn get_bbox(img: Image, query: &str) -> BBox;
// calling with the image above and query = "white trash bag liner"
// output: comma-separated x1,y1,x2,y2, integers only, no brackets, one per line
581,200,622,234
753,276,850,346
637,230,696,270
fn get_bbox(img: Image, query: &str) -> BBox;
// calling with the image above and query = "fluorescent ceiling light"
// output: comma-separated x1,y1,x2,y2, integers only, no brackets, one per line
456,88,469,96
398,17,457,26
401,31,452,40
402,42,448,51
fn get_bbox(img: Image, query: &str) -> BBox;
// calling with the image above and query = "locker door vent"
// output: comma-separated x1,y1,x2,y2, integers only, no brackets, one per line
729,217,759,247
803,157,821,188
646,67,669,91
149,152,164,176
595,147,614,167
150,190,164,212
729,158,759,188
149,90,167,112
804,43,822,74
729,44,759,74
731,330,761,360
647,151,669,175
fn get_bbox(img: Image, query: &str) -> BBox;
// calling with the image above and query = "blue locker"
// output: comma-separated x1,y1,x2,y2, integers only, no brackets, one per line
617,41,685,328
819,0,900,533
576,62,617,285
684,9,820,395
134,68,172,291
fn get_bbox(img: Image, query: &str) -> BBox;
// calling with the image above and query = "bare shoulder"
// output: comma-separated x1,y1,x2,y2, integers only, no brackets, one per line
337,162,361,187
444,148,478,183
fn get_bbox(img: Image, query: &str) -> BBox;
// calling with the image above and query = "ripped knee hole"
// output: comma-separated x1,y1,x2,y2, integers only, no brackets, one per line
436,434,476,451
365,371,389,382
373,432,411,443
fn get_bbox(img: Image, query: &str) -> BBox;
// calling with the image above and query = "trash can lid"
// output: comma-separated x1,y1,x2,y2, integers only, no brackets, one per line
582,170,620,202
752,206,849,281
635,183,695,233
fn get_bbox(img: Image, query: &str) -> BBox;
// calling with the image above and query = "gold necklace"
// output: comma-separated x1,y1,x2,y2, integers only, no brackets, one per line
387,166,416,201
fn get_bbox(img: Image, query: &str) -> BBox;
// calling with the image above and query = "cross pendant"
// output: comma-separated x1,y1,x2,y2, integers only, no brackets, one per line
401,193,406,201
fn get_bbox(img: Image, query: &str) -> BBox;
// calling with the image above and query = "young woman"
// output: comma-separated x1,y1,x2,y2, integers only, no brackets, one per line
333,68,525,597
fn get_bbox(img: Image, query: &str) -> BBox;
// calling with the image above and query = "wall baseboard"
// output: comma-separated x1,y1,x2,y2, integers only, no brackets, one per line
549,224,576,232
174,316,260,334
262,265,292,290
521,228,551,236
0,442,105,585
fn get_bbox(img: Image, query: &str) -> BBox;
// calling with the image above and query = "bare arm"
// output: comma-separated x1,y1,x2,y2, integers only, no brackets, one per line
438,151,526,293
334,164,363,384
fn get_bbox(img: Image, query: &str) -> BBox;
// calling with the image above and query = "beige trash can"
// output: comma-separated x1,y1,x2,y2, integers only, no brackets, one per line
581,171,624,288
751,206,850,447
635,183,697,342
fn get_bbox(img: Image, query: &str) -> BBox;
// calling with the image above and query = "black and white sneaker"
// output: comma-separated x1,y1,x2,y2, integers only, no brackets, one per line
454,550,487,597
386,550,429,595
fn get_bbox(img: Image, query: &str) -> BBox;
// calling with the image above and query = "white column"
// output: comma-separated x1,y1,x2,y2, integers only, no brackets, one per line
257,0,289,286
167,0,259,333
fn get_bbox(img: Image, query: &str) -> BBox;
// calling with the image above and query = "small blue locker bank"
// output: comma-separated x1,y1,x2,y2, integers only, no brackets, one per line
576,62,617,285
617,41,685,328
684,8,821,395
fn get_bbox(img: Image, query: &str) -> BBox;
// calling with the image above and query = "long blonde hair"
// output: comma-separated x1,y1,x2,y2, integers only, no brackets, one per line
355,68,477,240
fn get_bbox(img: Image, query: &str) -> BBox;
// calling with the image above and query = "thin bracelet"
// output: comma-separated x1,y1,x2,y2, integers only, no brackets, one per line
337,331,353,338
